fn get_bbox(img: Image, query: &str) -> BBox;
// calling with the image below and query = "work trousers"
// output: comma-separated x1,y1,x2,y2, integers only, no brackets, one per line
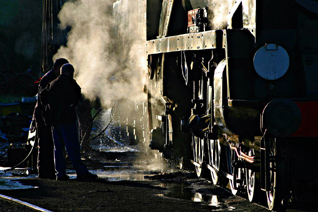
52,121,88,178
35,109,55,179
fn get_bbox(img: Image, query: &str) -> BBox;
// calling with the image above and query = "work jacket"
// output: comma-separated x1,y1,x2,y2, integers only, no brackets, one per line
47,74,81,125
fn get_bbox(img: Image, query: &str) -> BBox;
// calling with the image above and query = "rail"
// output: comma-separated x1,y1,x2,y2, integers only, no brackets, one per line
0,193,52,212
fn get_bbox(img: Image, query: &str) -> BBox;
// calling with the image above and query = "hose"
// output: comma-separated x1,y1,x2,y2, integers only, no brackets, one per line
3,140,36,172
79,108,109,148
1,120,37,173
79,108,113,165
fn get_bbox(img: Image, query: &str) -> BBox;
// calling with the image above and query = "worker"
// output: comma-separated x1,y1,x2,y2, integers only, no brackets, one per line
48,63,98,181
34,58,69,179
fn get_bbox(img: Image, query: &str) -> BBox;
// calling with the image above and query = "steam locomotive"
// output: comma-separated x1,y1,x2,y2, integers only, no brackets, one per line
40,0,318,210
113,0,318,210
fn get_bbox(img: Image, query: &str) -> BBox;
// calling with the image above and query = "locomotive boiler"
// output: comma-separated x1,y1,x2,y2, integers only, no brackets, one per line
128,0,318,210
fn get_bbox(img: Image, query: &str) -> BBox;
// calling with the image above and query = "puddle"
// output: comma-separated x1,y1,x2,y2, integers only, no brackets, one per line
96,169,148,181
65,167,161,182
0,171,38,190
157,183,235,211
91,144,138,153
0,178,38,190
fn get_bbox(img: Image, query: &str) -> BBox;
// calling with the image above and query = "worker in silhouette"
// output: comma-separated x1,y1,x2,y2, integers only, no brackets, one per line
48,63,98,181
34,58,69,179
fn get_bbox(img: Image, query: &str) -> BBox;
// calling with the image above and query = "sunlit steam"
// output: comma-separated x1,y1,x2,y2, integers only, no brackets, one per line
53,0,166,170
207,0,234,29
54,0,147,108
53,0,236,171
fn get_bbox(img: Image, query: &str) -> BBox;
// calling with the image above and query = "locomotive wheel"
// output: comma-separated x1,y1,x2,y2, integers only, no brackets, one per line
207,138,221,185
266,138,287,211
246,149,260,202
192,135,204,177
229,144,245,196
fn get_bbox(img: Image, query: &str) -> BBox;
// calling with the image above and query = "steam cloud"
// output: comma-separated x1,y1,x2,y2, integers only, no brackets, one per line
52,0,237,171
205,0,234,29
54,0,147,108
53,0,166,170
54,0,236,107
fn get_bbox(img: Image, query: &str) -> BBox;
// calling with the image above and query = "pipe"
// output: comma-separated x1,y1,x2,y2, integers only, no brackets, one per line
230,146,254,163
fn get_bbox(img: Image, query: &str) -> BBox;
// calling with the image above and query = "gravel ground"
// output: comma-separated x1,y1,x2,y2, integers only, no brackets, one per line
1,163,317,211
0,198,37,212
0,177,227,212
0,147,268,212
0,120,317,212
0,146,317,212
0,172,270,212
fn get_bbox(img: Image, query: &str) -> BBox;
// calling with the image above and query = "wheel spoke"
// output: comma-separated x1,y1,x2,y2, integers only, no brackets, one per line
246,149,260,202
207,139,221,185
229,144,246,196
265,138,287,211
192,135,204,177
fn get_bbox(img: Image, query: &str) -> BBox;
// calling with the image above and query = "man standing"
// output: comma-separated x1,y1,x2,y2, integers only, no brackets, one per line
34,58,69,179
48,63,97,181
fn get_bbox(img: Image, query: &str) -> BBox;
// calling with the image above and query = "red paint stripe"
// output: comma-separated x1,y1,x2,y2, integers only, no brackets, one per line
292,101,318,137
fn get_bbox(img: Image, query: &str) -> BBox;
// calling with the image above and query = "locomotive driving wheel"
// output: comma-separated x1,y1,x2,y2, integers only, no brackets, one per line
230,145,241,195
246,149,259,202
192,135,204,177
265,137,287,211
207,138,221,185
229,144,245,196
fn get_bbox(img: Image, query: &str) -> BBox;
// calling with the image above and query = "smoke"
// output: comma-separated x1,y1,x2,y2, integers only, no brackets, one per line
54,0,147,108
